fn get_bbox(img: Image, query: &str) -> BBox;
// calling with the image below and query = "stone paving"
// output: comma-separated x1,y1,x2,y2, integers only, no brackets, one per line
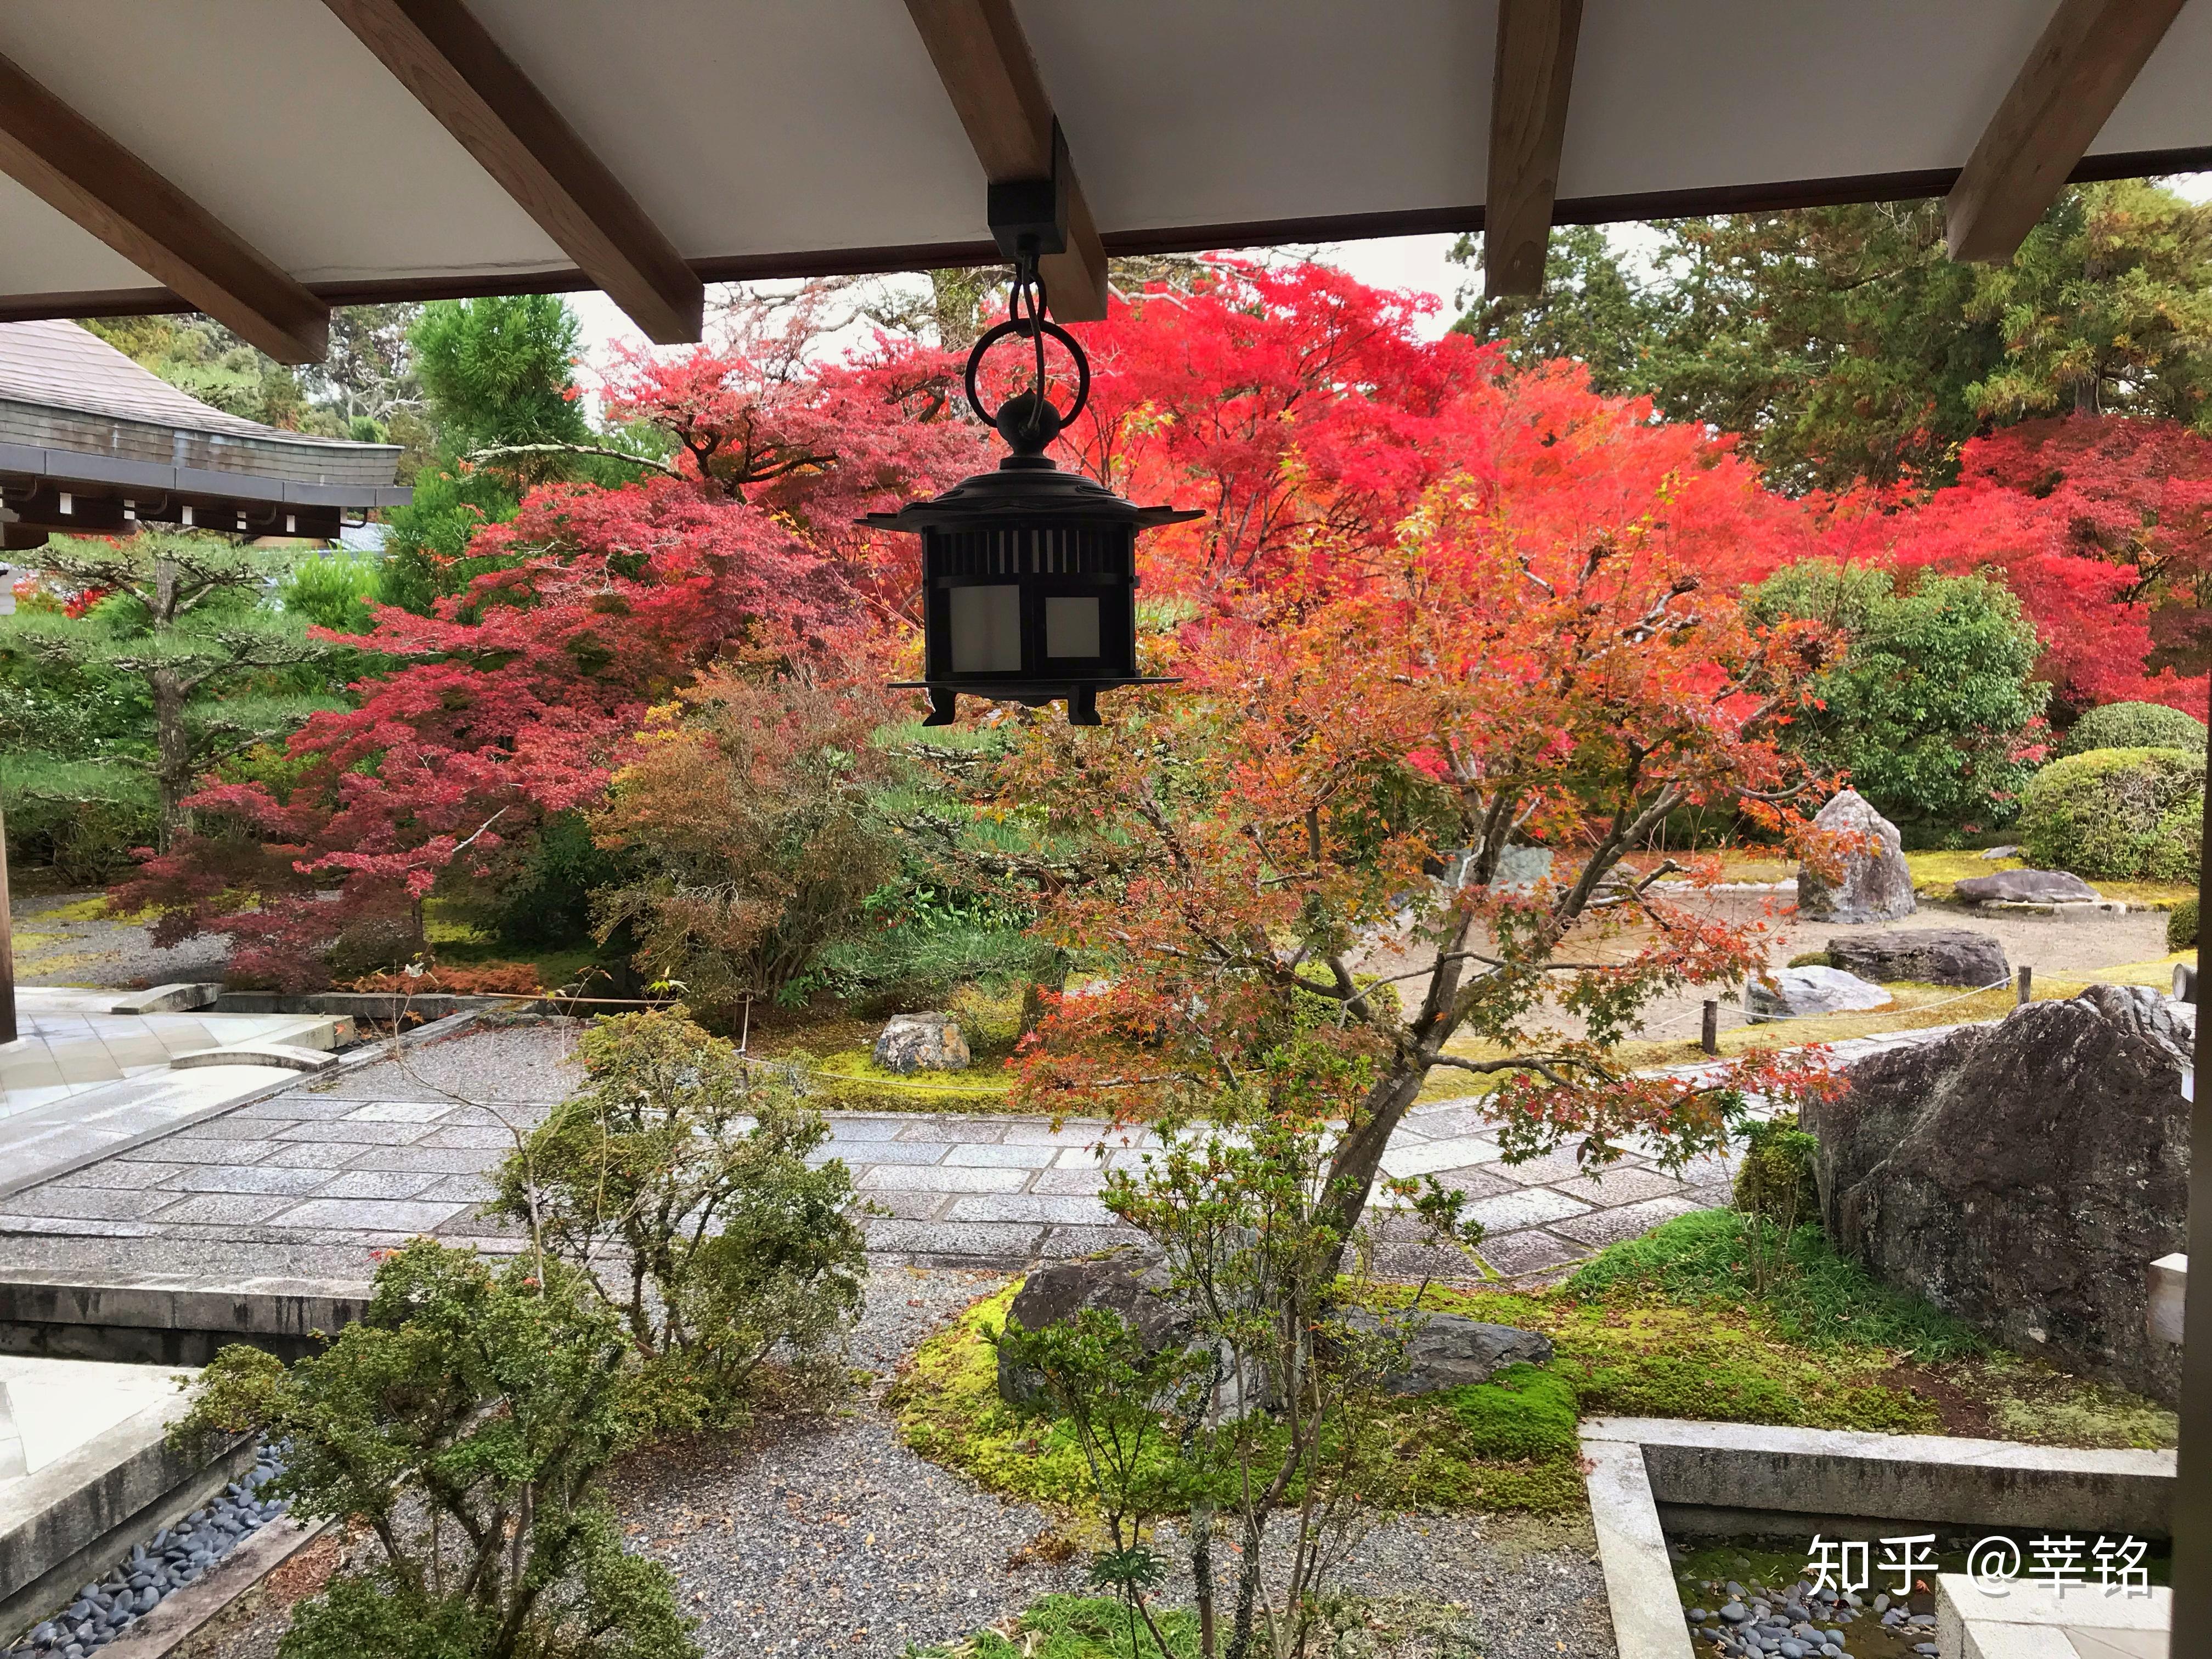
0,989,349,1201
0,1019,1975,1293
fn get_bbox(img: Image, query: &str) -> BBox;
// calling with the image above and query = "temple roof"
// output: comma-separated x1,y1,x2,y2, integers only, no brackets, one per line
0,320,405,506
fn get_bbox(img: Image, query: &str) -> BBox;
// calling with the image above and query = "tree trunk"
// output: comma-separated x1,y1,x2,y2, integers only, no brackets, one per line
1318,1061,1429,1258
149,558,190,851
0,802,16,1046
149,667,193,852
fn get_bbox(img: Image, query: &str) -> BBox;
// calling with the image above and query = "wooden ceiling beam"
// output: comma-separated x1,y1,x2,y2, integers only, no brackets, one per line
1486,0,1583,300
0,53,328,363
902,0,1109,322
323,0,702,342
1947,0,2187,263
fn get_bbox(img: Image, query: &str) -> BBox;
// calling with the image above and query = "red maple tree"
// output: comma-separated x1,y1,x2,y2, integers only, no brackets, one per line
1813,415,2212,717
994,358,1846,1234
121,306,987,988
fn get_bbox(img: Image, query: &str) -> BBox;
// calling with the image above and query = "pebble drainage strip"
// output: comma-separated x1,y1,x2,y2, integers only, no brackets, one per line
1675,1554,1933,1658
5,1447,290,1658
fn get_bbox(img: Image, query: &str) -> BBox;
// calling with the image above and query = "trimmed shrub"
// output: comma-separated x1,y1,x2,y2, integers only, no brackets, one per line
2171,896,2199,953
2061,701,2208,759
2018,747,2204,881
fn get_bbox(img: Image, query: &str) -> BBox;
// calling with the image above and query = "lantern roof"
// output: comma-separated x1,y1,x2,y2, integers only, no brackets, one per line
861,455,1203,535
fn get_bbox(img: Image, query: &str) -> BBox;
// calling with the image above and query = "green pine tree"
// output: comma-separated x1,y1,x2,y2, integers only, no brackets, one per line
0,533,345,849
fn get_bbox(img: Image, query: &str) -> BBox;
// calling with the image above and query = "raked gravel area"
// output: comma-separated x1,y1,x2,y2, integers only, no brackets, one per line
175,1269,1615,1659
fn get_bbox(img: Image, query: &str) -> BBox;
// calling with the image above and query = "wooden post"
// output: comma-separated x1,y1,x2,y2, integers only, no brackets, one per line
2171,694,2212,1645
0,803,15,1046
1700,998,1718,1056
2017,964,2033,1007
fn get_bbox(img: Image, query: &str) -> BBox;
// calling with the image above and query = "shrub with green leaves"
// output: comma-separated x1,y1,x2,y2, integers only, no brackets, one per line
2060,701,2207,759
2017,746,2204,881
178,1239,695,1659
2171,896,2199,952
492,1008,866,1432
1747,561,2049,830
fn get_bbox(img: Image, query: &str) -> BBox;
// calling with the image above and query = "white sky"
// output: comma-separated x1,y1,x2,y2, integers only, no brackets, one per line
571,174,2212,386
567,230,1476,386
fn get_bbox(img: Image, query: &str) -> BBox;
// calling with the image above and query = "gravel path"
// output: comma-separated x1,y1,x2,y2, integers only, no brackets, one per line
174,1269,1614,1659
9,890,227,987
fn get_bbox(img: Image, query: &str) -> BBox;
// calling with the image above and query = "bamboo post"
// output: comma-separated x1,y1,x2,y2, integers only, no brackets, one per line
2016,964,2033,1006
0,803,14,1046
1700,998,1718,1056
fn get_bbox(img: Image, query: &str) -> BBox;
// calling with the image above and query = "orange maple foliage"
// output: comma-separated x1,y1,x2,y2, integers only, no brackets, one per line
995,421,1848,1234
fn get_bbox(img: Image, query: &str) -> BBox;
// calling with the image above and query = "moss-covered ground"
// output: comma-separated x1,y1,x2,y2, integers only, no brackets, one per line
891,1211,2175,1531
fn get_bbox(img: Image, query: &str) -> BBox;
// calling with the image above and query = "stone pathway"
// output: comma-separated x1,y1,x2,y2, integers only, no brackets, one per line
0,1020,1972,1294
0,990,350,1201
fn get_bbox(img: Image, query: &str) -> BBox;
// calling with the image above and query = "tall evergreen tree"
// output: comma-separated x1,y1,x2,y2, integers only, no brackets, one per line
1457,180,2212,493
376,295,595,612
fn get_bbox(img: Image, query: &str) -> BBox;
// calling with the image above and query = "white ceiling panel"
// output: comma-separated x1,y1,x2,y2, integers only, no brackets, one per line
0,0,564,285
0,0,2202,315
469,0,988,256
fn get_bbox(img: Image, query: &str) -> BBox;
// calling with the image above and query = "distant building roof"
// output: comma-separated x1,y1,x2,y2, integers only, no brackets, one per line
0,321,409,548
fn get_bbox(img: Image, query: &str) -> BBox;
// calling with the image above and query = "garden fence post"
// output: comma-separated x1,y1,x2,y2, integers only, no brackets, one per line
2016,965,2032,1006
2168,698,2212,1647
1700,998,1718,1056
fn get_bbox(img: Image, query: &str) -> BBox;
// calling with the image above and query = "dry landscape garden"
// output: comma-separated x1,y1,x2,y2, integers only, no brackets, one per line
4,183,2210,1659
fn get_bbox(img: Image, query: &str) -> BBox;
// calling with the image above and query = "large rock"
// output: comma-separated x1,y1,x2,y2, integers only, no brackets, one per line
1746,964,1892,1021
1488,846,1555,893
996,1250,1188,1406
1797,790,1916,923
1808,985,2191,1403
1953,868,2101,905
1825,929,2009,989
995,1254,1553,1408
873,1013,972,1073
1344,1310,1554,1394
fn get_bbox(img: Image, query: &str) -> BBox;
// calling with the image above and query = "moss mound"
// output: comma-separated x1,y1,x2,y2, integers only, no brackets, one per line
2061,701,2208,758
893,1214,2178,1531
2018,746,2203,881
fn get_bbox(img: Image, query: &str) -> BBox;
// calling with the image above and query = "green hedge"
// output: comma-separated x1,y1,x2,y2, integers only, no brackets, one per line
2172,896,2199,953
2018,747,2203,881
2060,701,2208,758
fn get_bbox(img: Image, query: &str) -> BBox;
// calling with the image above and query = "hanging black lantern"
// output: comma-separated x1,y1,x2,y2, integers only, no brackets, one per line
862,244,1199,726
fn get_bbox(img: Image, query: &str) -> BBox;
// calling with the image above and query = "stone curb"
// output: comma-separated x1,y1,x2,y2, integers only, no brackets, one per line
94,1515,337,1659
168,1045,336,1075
0,1401,255,1640
1581,1437,1695,1659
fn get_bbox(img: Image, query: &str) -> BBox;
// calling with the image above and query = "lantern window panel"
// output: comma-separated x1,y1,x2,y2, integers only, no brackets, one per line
949,582,1024,674
1045,594,1102,661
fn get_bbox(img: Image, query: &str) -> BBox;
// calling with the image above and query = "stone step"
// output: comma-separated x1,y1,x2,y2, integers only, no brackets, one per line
166,1044,337,1075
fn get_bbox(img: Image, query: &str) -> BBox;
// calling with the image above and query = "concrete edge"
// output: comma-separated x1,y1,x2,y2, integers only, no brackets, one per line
0,1282,371,1365
1,1397,254,1640
1935,1572,2171,1655
0,1007,487,1204
1581,1416,2172,1534
98,1514,338,1659
1577,1418,2179,1659
1581,1436,1697,1659
106,986,222,1016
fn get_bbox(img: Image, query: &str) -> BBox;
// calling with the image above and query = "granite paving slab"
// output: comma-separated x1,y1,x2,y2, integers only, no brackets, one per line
0,1020,1982,1296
